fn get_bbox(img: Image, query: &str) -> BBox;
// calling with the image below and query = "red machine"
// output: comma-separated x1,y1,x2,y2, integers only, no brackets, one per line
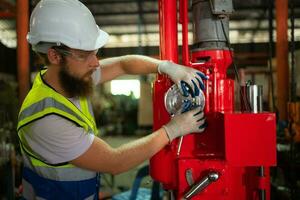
150,0,277,199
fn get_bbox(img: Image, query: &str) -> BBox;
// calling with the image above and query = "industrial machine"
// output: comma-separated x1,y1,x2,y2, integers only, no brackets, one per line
150,0,277,199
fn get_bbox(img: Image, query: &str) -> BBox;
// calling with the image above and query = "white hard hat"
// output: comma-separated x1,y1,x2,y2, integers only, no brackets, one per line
27,0,109,53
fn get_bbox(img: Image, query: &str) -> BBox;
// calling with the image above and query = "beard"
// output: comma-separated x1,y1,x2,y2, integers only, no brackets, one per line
58,64,94,97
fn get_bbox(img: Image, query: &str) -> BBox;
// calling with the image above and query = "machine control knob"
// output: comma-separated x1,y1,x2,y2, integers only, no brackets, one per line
164,84,205,116
183,171,219,200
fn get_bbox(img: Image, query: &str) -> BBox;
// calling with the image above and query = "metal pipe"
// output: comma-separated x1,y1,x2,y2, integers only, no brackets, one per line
179,0,189,66
259,167,266,200
246,85,263,113
267,0,275,112
276,0,289,120
16,0,30,104
247,84,266,200
158,0,178,62
184,172,219,200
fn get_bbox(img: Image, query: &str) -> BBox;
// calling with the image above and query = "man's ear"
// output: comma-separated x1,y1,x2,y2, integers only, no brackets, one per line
47,48,61,65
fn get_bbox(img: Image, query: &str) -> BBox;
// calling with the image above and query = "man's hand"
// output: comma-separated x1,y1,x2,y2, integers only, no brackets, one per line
158,61,208,97
163,107,206,142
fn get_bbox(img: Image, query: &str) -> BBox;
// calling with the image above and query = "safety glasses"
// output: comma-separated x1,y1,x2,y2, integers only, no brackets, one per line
54,47,98,62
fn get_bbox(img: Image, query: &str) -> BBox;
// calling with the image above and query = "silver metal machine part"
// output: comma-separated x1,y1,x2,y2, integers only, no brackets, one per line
177,136,184,156
184,172,219,200
246,85,263,113
164,84,205,116
185,168,195,186
246,84,265,200
165,84,205,157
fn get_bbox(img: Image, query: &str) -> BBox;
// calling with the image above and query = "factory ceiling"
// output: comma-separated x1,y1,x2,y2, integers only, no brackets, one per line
0,0,299,67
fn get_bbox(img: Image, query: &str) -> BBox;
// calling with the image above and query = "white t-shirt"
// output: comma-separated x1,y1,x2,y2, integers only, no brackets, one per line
23,68,101,164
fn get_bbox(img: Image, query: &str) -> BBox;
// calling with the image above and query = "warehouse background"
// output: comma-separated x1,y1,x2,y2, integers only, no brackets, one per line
0,0,299,199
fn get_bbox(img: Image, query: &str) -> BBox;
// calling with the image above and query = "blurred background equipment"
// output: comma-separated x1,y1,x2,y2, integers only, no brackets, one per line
0,79,21,199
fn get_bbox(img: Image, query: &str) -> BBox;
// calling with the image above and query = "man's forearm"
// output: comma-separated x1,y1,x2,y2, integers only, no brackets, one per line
119,55,161,74
70,128,169,174
100,55,162,83
110,128,169,174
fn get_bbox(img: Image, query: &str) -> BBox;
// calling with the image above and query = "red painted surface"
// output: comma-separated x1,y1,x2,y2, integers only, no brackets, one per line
150,0,277,199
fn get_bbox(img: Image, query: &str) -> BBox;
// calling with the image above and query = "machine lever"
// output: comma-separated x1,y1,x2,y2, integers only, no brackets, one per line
183,171,219,200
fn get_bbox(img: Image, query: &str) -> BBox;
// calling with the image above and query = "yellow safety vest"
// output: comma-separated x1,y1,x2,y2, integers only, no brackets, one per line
17,69,100,199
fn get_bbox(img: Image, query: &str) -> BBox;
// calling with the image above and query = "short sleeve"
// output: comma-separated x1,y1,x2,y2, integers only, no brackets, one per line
22,114,95,164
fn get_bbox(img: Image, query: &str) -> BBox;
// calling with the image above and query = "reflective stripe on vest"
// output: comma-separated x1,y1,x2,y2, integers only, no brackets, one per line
17,69,99,198
17,69,99,167
22,166,99,200
17,70,98,135
18,97,93,133
17,70,98,164
22,154,96,181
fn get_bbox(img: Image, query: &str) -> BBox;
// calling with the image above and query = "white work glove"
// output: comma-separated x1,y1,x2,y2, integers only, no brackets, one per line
163,107,206,142
158,61,208,97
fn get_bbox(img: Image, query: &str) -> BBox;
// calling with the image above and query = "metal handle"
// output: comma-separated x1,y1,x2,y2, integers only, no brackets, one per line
184,171,219,200
259,166,266,200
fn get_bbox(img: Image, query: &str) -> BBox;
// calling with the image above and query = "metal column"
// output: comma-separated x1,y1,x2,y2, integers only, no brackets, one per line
276,0,289,120
158,0,178,62
16,0,30,104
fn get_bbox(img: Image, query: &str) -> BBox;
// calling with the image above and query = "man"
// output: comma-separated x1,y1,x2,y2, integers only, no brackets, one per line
17,0,206,199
